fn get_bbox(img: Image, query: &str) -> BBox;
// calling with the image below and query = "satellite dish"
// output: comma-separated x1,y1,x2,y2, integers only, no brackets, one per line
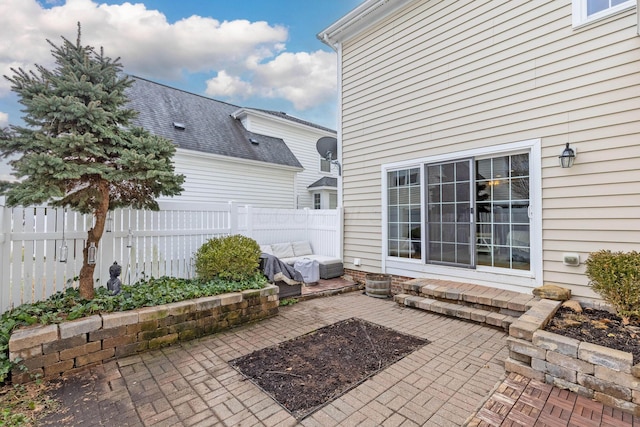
316,136,338,161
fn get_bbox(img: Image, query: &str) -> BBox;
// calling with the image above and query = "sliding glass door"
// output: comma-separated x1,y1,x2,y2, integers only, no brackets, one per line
387,152,531,273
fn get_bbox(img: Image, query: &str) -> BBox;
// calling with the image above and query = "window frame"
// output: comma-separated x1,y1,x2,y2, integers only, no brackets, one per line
320,158,331,173
381,139,541,282
572,0,636,28
313,193,321,209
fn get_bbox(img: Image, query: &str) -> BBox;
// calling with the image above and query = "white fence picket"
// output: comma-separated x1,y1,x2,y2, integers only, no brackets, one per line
0,196,340,314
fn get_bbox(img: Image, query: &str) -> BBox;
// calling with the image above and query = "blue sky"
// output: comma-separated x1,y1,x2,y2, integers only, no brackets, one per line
0,0,361,180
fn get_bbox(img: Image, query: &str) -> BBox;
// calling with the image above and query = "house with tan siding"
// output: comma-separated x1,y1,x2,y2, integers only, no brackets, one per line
319,0,640,300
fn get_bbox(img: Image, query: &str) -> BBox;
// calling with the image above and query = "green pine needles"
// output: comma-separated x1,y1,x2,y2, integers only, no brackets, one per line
0,23,184,299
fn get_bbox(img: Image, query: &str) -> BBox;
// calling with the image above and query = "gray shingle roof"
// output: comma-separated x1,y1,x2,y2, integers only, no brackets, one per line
125,76,303,169
308,177,337,188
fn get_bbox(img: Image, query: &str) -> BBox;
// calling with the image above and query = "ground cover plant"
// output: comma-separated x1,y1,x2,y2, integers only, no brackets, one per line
231,317,429,420
0,379,59,427
0,273,267,384
0,273,267,425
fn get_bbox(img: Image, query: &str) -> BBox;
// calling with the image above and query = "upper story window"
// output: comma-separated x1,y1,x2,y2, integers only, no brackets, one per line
572,0,636,27
320,158,331,173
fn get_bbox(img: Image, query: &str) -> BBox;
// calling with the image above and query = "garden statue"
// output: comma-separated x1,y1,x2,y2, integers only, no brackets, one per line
107,261,122,295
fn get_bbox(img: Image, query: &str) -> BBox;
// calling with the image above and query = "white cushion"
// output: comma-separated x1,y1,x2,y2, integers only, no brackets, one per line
271,242,295,259
305,255,342,265
260,244,273,255
292,241,313,257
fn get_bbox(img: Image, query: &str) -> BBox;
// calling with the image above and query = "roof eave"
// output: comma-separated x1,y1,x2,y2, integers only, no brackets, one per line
177,148,304,172
317,0,415,48
232,108,336,135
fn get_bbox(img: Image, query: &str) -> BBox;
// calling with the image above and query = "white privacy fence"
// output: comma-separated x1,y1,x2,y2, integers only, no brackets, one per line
0,197,342,313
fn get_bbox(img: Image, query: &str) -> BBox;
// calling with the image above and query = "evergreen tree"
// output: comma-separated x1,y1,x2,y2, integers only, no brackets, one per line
0,24,184,299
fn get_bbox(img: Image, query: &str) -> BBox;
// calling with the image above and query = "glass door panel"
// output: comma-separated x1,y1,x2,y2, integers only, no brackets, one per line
425,159,474,267
475,154,530,270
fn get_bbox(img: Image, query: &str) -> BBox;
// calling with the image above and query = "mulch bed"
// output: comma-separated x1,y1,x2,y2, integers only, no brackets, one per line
230,317,429,419
545,306,640,364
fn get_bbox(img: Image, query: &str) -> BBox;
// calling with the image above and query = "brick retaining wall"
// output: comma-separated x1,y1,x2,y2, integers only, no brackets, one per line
8,285,279,384
507,299,640,416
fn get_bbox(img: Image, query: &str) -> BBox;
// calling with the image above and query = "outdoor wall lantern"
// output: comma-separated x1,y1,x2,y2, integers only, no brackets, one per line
87,242,97,265
559,142,576,168
105,211,113,233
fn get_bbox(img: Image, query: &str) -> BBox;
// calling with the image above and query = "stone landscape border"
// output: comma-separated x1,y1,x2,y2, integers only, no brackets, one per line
8,285,279,384
507,299,640,416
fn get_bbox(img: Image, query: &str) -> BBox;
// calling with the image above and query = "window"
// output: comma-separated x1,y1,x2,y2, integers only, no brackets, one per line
320,158,331,173
387,168,421,259
329,193,338,209
386,152,531,271
572,0,635,27
314,193,321,209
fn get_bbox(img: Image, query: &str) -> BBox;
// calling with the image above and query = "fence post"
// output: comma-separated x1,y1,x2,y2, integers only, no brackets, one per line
245,204,253,239
304,207,310,243
337,206,344,260
229,201,238,235
0,197,9,312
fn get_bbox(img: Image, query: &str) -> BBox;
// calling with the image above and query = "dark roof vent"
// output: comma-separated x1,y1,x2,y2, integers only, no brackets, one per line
249,138,259,145
173,122,186,130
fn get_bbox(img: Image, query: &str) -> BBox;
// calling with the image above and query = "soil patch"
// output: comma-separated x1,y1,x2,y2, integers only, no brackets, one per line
545,306,640,364
230,317,429,419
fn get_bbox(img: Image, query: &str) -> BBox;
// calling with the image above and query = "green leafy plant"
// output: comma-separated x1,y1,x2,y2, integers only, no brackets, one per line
0,274,267,385
195,235,261,281
279,298,299,306
585,250,640,322
0,377,58,426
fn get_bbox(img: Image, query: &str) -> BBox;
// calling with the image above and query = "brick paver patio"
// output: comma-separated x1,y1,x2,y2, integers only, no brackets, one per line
39,291,639,426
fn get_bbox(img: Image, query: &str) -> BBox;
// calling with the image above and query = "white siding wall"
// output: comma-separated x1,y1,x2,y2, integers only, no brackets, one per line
159,149,298,208
339,0,640,298
244,114,337,209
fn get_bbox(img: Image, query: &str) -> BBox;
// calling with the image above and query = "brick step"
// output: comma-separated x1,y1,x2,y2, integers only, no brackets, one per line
395,279,539,331
395,294,518,331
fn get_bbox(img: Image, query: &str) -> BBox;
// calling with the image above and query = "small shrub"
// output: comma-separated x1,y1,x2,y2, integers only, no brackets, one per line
195,235,261,281
585,250,640,321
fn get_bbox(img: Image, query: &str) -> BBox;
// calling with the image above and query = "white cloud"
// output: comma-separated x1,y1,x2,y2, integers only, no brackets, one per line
0,112,8,127
205,71,254,98
0,0,287,91
206,50,337,110
0,0,338,117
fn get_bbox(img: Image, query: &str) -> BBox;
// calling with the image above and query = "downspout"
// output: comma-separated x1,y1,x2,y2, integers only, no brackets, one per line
336,42,344,262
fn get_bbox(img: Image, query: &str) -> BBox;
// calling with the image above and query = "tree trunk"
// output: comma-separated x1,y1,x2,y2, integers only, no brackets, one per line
78,180,110,300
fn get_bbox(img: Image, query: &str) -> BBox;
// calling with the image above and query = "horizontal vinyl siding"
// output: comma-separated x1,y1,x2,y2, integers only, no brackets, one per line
340,0,640,298
245,116,337,209
158,150,296,208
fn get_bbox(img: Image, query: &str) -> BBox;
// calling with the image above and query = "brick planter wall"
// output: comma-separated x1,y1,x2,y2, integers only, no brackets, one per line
507,299,640,416
8,285,279,384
